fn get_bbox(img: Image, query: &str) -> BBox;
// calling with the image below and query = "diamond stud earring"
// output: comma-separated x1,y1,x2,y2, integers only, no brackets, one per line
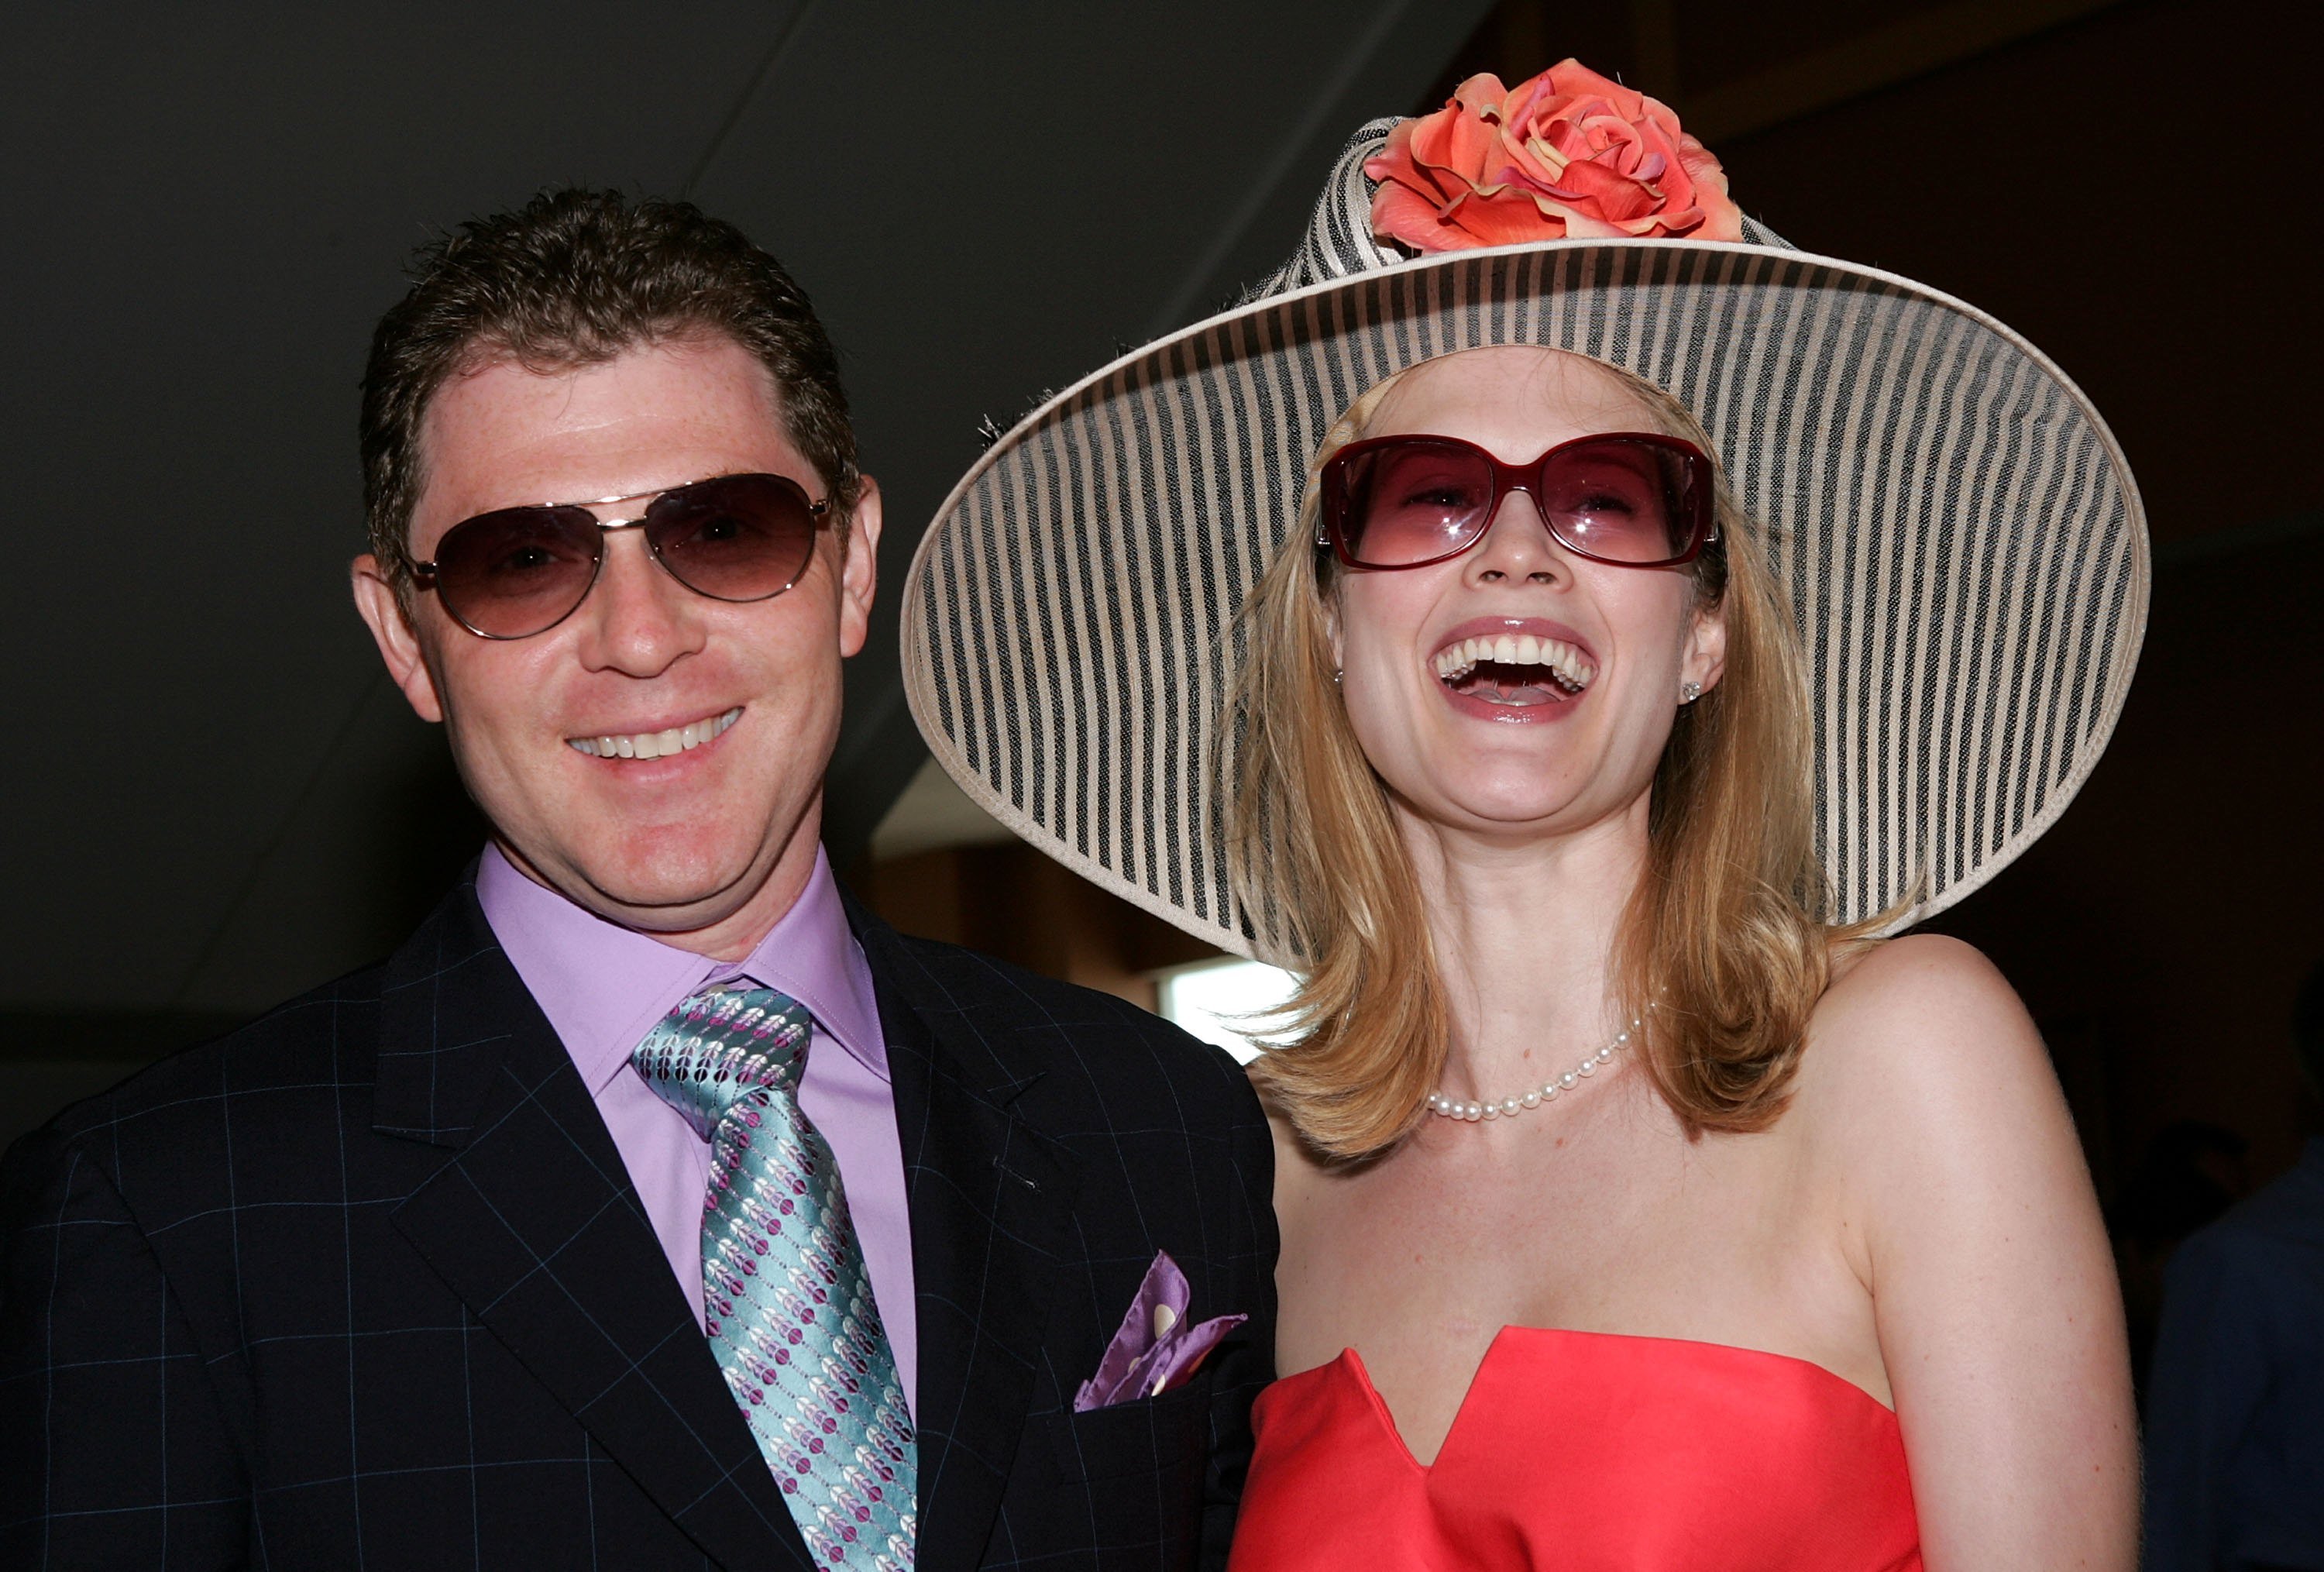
1680,680,1703,703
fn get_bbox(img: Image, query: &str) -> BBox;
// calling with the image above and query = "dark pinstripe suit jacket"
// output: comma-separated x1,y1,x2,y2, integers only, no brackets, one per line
0,874,1277,1570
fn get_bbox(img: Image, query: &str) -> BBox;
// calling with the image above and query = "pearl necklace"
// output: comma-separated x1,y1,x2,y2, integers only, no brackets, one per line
1425,1016,1642,1123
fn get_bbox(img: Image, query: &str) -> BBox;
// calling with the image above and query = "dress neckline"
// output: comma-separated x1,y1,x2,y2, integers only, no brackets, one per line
1321,1325,1899,1472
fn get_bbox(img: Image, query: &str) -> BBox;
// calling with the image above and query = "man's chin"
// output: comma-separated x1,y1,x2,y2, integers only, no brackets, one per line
509,840,771,937
583,886,754,937
489,785,824,948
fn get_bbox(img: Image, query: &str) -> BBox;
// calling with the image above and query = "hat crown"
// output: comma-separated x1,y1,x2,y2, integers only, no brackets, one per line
1246,118,1797,310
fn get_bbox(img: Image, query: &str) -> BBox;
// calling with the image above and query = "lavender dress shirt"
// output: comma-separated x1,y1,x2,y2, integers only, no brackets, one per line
476,843,916,1416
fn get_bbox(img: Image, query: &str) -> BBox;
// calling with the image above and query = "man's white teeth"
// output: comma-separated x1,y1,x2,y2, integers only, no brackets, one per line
567,707,743,759
1432,634,1595,690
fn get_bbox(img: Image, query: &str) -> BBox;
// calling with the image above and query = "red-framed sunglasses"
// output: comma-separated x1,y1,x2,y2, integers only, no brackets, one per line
412,471,831,640
1316,432,1717,571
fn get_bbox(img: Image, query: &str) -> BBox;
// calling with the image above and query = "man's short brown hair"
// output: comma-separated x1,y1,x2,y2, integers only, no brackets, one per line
360,187,859,593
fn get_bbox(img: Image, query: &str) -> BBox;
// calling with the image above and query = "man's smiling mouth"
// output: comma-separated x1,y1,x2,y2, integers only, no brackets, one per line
1432,633,1595,707
566,706,744,759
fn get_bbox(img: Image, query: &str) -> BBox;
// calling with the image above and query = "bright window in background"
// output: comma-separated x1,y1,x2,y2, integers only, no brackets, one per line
1156,958,1301,1065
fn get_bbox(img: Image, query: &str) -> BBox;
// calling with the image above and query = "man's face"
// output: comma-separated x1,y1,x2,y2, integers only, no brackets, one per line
352,334,880,953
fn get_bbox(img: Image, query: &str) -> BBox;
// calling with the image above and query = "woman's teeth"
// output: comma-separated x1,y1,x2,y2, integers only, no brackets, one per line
1432,634,1595,692
567,707,743,759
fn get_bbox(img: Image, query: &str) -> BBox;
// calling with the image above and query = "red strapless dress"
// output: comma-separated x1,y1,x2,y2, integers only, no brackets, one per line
1228,1327,1920,1571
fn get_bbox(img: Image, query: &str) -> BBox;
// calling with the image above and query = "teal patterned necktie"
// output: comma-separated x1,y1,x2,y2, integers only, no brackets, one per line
631,988,916,1570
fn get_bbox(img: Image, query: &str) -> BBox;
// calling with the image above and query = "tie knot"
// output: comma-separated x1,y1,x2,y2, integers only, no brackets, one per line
631,987,811,1135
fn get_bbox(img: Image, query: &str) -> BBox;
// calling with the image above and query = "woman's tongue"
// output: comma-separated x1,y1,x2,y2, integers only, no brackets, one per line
1452,661,1567,706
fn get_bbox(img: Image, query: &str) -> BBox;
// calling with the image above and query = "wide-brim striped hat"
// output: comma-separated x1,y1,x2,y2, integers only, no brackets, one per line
901,118,2148,964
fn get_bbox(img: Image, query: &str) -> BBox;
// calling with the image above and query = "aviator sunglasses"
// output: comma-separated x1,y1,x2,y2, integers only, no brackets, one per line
412,471,831,639
1317,432,1717,571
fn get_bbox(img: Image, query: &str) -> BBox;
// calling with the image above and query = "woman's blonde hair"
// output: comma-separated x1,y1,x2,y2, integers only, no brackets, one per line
1229,349,1876,1162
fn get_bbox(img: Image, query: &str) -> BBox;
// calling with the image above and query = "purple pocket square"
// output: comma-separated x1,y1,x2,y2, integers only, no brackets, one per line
1073,1251,1246,1412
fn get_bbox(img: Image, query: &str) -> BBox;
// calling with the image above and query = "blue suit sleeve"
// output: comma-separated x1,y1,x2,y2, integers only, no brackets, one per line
2144,1226,2277,1572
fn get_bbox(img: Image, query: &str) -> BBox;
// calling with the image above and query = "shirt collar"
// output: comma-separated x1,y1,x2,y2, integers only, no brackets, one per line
476,841,887,1097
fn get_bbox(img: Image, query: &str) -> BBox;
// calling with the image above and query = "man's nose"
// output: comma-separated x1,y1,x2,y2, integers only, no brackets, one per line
572,526,705,676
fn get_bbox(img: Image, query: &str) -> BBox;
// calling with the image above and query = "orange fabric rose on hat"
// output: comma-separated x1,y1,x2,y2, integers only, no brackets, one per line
1367,60,1743,251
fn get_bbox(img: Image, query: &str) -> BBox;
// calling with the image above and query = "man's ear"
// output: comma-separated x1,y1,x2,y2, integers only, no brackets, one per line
1684,594,1729,697
352,555,446,724
836,476,882,659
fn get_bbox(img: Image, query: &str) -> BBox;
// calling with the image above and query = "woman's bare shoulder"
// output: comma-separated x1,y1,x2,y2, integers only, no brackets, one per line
1795,932,2058,1166
1803,942,2133,1555
1816,930,2033,1063
1823,928,2013,1005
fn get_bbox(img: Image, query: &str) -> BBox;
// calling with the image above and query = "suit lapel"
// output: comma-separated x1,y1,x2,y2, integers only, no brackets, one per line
859,913,1078,1572
375,882,812,1572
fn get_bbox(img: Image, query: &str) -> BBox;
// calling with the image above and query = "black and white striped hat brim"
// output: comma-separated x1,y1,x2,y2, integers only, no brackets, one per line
902,119,2149,961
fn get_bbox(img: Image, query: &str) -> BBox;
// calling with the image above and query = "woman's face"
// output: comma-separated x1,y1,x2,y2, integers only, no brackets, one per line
1332,346,1724,841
